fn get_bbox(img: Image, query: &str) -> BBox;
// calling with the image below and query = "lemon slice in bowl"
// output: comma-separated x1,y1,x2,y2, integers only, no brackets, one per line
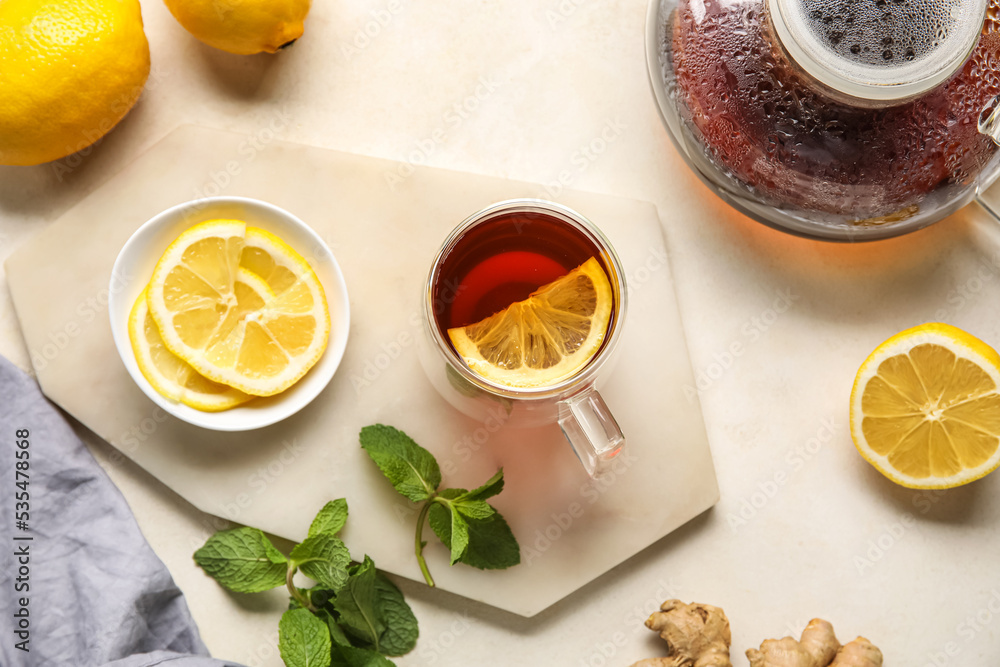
239,226,307,295
850,322,1000,489
447,257,613,389
147,220,330,397
129,286,254,411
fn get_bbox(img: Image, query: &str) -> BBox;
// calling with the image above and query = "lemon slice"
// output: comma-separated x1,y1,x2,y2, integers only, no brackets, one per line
239,226,313,296
147,220,330,397
850,323,1000,489
129,285,255,411
447,257,613,389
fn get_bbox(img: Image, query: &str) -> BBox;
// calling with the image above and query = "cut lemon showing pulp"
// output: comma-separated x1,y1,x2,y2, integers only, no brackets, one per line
239,226,306,295
146,220,330,397
130,287,254,411
850,323,1000,489
447,257,613,389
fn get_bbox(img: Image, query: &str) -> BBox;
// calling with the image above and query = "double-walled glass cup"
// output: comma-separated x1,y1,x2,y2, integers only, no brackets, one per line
417,199,628,476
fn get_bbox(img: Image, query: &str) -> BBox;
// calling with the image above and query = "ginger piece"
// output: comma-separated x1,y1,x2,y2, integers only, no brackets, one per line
630,599,732,667
746,618,839,667
830,637,883,667
747,619,882,667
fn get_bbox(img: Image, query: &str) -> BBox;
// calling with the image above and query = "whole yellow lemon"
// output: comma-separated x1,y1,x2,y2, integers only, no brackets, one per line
0,0,151,166
163,0,312,55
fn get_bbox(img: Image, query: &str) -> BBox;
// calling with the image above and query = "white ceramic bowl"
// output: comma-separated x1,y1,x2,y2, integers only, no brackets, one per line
109,197,350,431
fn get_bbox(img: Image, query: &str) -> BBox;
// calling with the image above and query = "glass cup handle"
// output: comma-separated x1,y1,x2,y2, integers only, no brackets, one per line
557,386,626,477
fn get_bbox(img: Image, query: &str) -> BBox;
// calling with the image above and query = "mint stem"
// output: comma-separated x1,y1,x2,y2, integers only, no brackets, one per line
415,501,435,587
286,564,315,611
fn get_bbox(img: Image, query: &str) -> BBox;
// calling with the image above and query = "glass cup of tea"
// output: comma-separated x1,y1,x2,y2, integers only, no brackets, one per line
417,199,628,477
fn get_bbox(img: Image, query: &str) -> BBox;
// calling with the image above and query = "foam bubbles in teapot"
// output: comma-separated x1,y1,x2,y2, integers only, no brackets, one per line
800,0,964,68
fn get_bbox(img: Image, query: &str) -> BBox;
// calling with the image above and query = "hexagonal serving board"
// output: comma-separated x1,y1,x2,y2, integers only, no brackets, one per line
5,125,717,616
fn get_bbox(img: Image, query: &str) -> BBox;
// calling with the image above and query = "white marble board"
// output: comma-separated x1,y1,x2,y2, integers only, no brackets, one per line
4,125,718,617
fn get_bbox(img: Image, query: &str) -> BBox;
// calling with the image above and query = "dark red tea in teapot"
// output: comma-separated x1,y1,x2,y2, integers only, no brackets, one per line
667,0,1000,221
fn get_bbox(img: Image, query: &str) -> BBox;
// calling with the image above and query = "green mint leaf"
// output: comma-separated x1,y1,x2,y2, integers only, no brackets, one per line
429,500,520,570
316,608,352,647
373,572,419,656
309,499,349,538
279,608,332,667
330,644,396,667
460,508,520,570
360,425,441,502
332,556,386,652
447,504,470,565
428,488,462,547
428,491,473,561
454,499,495,520
459,469,505,502
291,534,351,590
193,527,287,593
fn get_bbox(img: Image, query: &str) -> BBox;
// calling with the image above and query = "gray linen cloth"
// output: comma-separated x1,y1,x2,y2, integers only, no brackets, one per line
0,356,245,667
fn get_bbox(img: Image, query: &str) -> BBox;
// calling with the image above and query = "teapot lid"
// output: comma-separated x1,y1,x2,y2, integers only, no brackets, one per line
770,0,987,101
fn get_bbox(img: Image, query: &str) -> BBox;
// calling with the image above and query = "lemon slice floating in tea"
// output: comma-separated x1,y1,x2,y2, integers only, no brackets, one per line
447,257,613,389
850,323,1000,489
146,219,330,397
129,285,255,411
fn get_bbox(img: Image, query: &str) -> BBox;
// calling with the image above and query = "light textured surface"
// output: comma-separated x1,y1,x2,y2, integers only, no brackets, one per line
5,124,717,617
1,0,999,664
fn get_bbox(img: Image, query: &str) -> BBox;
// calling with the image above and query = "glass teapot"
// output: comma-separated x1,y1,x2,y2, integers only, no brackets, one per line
646,0,1000,240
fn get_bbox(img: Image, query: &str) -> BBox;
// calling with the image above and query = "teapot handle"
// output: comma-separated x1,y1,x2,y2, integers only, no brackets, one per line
976,95,1000,220
980,95,1000,147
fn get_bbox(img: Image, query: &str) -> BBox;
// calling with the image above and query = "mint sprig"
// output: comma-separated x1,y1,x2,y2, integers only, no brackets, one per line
194,424,519,667
360,424,521,586
193,499,418,667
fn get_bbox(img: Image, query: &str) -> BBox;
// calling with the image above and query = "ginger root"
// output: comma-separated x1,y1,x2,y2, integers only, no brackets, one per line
830,637,883,667
746,619,882,667
629,600,883,667
630,599,733,667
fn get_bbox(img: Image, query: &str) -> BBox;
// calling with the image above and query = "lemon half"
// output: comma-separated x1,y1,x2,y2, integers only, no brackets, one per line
850,323,1000,489
447,257,613,389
